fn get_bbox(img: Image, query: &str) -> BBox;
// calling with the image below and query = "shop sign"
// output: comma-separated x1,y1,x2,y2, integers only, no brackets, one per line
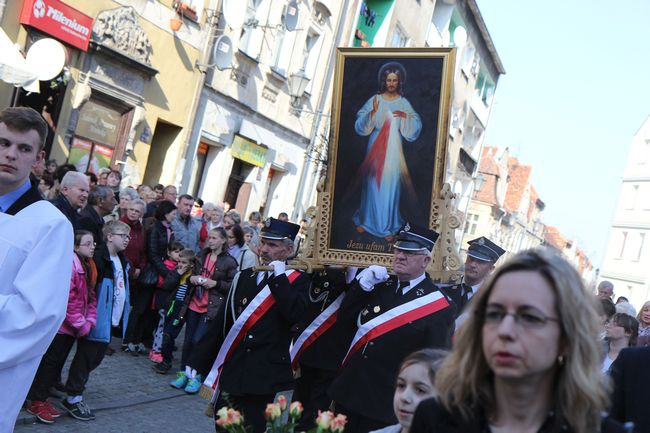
231,135,267,167
75,100,121,147
20,0,93,51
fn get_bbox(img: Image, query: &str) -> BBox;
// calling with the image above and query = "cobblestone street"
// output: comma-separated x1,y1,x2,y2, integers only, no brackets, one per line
15,337,215,432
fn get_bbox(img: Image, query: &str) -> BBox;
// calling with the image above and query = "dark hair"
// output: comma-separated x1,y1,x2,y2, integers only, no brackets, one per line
167,241,184,253
195,198,204,207
0,107,47,149
54,164,77,183
46,159,58,167
40,172,54,188
178,248,196,261
109,169,122,181
278,212,289,219
155,200,177,221
178,193,194,202
228,224,245,247
599,298,616,319
88,185,113,206
398,348,448,387
74,230,94,247
154,184,164,191
610,312,639,346
85,172,98,185
377,62,406,95
615,296,629,304
210,227,228,240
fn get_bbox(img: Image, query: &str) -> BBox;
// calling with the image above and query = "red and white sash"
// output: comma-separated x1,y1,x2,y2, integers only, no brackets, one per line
342,291,449,365
289,292,345,369
202,270,298,401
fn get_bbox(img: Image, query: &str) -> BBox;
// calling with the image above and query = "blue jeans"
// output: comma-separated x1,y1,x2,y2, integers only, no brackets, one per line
162,306,209,369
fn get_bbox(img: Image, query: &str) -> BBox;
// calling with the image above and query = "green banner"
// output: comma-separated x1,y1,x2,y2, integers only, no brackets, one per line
231,135,267,167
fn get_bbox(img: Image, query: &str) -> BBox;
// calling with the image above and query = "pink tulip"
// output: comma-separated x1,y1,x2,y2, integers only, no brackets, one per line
289,401,304,419
277,395,288,411
264,403,282,420
226,408,243,426
315,410,334,429
330,414,348,433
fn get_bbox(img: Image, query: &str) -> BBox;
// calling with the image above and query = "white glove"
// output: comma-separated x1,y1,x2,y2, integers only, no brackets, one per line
357,265,389,291
270,260,286,277
345,267,359,284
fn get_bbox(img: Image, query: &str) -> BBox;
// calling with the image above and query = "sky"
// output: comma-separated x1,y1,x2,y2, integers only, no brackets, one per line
474,0,650,267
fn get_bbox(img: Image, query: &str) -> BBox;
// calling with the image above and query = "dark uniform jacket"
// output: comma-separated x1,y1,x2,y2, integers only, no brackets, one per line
411,398,628,433
444,282,474,317
293,269,356,372
5,177,41,215
217,268,310,396
329,274,455,424
610,347,650,432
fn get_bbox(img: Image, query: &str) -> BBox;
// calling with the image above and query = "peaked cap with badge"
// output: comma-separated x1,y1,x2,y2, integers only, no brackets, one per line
260,217,300,241
466,236,505,262
393,222,440,253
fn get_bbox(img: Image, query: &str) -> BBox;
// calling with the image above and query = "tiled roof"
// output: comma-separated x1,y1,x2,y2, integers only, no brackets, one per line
544,226,568,250
474,146,499,205
504,157,532,213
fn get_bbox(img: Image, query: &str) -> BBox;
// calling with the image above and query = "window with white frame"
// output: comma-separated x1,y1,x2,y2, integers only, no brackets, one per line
239,0,269,60
270,4,297,77
475,65,495,106
464,213,479,235
616,230,628,259
303,30,322,94
390,25,409,48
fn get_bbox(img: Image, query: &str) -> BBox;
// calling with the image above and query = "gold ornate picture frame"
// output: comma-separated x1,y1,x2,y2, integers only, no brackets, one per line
315,48,455,269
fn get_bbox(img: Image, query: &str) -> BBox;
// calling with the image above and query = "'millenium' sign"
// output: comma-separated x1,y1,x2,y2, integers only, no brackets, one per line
20,0,94,51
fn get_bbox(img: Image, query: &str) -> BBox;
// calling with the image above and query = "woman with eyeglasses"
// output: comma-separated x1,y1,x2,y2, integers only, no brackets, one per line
410,248,628,433
26,230,98,424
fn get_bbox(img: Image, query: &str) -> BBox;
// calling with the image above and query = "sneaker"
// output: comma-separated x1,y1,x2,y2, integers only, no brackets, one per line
170,371,188,389
184,375,202,394
61,398,94,421
124,343,138,356
26,401,55,424
136,343,147,353
152,361,171,374
149,351,163,363
43,400,61,418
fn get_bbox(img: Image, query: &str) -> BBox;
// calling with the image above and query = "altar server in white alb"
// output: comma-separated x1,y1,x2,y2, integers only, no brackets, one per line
0,107,73,431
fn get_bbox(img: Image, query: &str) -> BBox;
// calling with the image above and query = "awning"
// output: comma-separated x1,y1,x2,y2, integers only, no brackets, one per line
239,119,295,171
0,28,38,91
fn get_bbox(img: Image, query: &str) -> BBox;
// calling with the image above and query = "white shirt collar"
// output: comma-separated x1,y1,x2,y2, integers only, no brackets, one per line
399,273,427,295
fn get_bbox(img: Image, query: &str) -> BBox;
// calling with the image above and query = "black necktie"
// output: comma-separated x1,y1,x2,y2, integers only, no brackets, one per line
396,281,409,296
461,283,472,306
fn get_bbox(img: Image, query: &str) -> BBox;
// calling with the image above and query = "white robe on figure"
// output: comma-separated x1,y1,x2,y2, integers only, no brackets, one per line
0,201,73,432
354,94,422,238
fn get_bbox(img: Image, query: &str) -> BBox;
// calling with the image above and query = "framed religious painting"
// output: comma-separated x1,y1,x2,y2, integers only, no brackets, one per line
315,48,455,268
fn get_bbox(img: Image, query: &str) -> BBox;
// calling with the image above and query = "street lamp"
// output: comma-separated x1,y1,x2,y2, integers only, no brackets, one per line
474,173,486,193
288,68,310,107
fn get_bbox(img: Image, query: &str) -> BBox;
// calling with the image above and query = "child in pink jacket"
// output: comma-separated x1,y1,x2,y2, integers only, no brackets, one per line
26,230,98,424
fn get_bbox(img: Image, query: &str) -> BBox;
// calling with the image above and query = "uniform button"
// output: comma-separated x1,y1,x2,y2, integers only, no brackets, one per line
248,335,253,339
363,355,368,359
369,341,374,346
246,348,251,352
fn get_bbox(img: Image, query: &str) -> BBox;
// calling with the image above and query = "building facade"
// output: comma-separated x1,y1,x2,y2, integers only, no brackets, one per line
600,117,650,308
0,0,210,187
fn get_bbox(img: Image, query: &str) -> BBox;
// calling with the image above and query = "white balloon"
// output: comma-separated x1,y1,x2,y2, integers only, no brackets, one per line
26,38,66,81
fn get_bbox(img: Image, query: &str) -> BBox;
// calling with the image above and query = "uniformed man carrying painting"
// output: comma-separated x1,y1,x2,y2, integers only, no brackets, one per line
329,224,456,433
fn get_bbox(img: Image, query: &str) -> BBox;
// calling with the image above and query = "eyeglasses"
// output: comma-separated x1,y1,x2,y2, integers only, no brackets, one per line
111,233,131,240
479,306,559,329
79,242,96,247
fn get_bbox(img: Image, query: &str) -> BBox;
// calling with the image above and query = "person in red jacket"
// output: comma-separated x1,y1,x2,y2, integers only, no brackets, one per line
26,230,98,424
